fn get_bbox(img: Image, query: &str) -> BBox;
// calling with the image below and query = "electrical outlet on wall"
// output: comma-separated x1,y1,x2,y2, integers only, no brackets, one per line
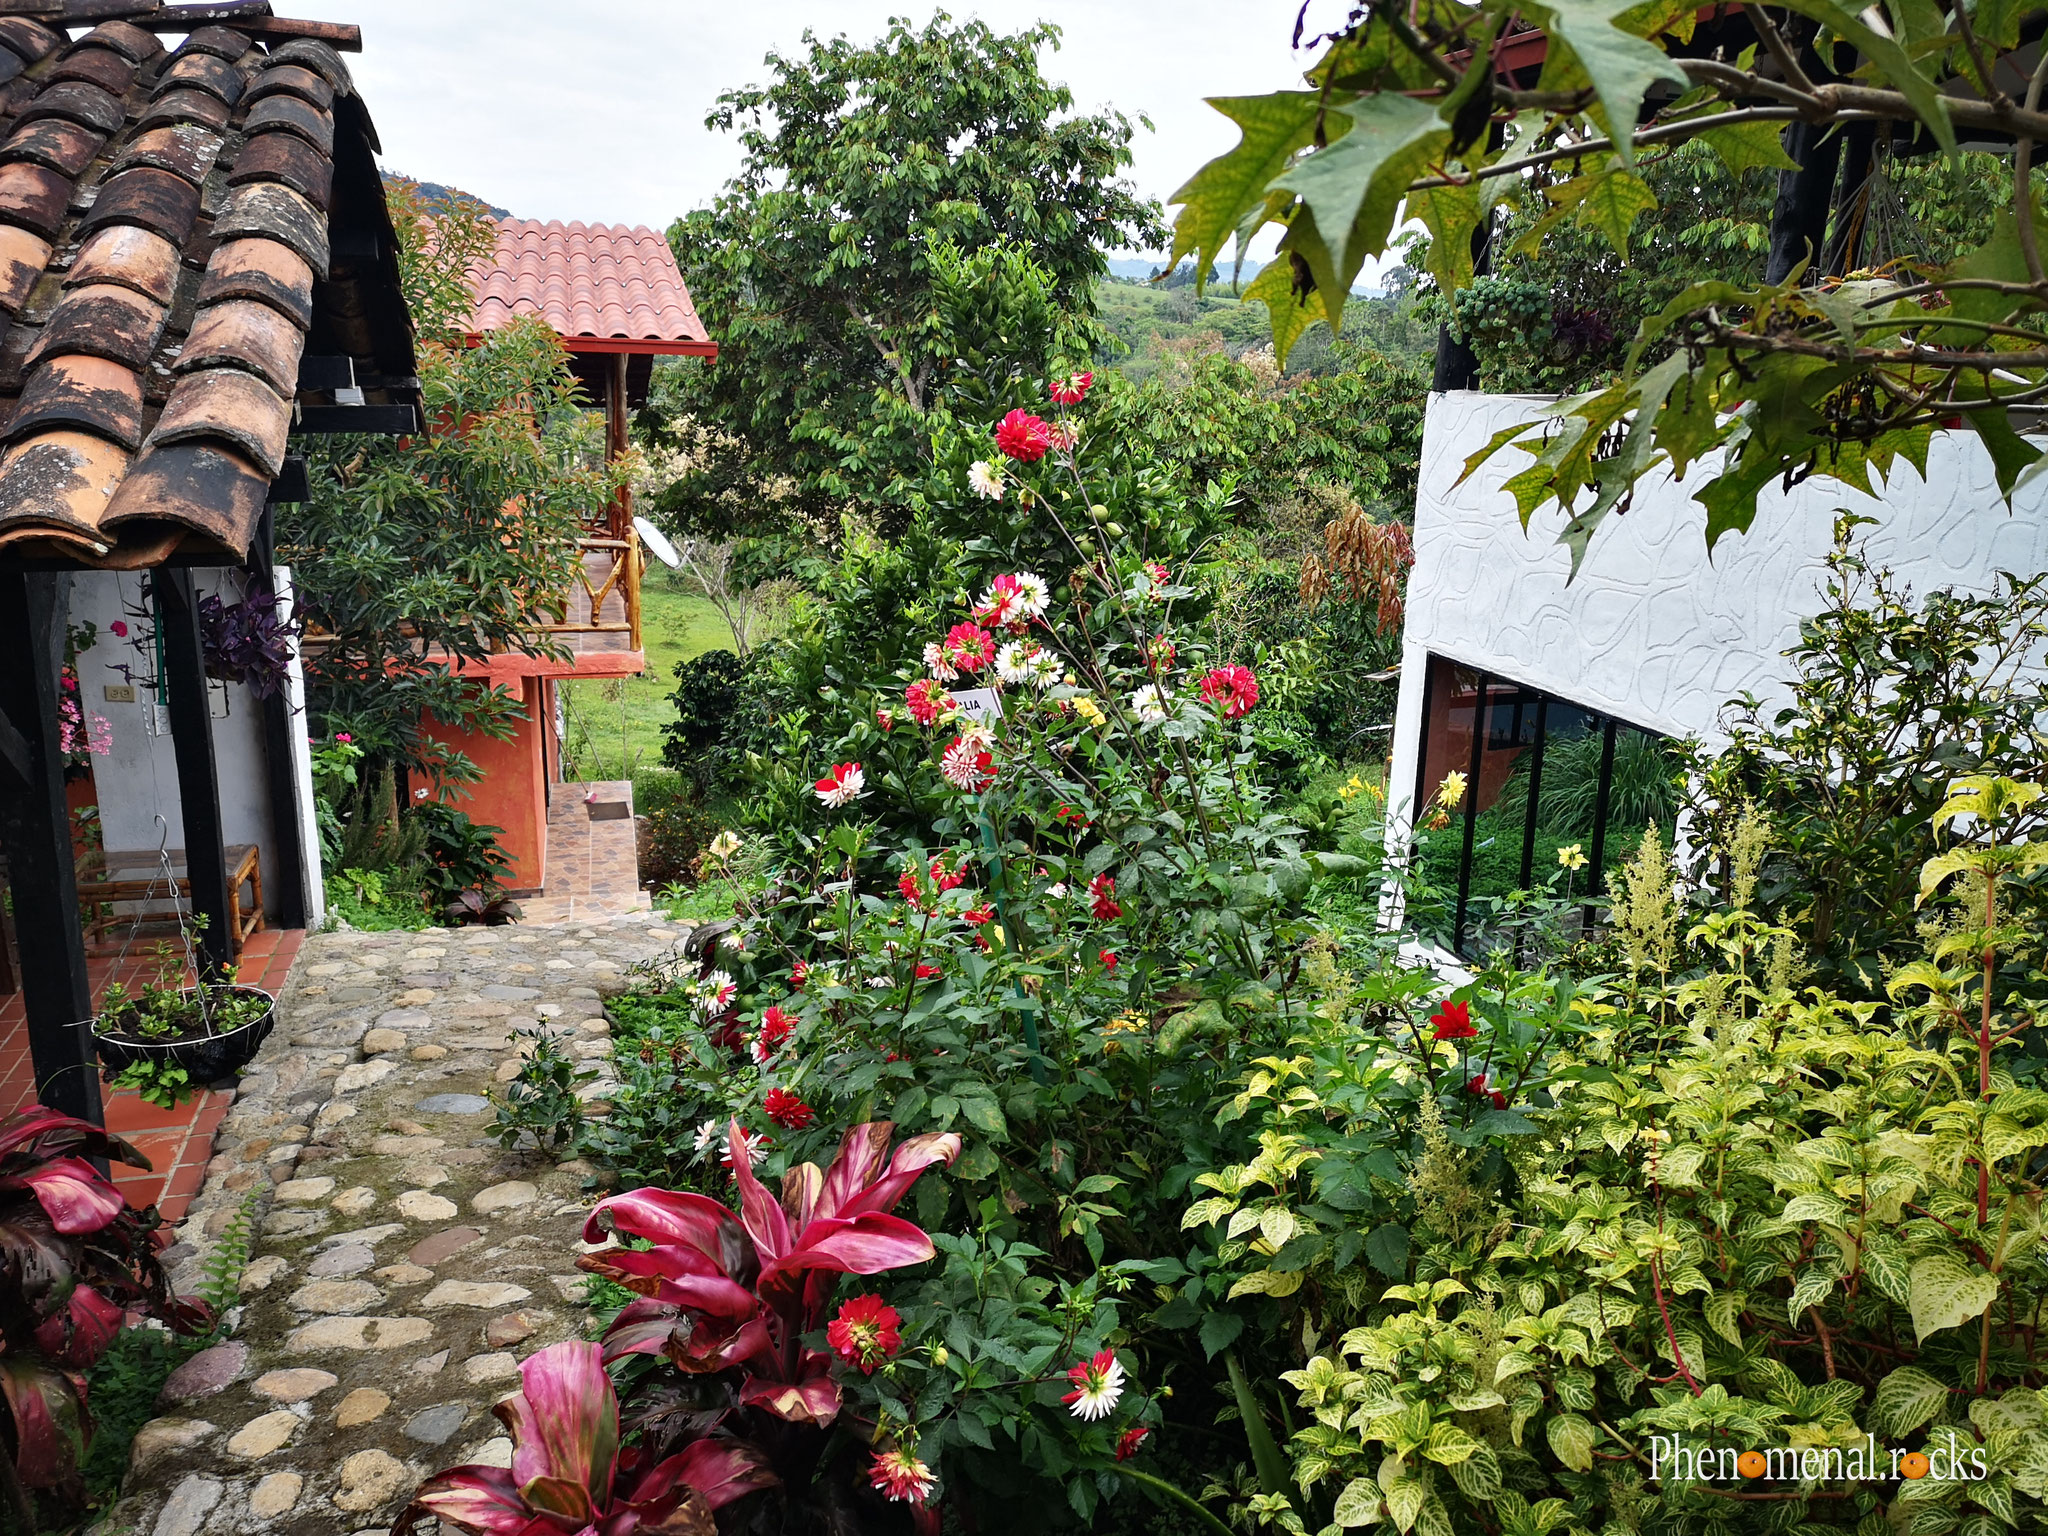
103,683,136,703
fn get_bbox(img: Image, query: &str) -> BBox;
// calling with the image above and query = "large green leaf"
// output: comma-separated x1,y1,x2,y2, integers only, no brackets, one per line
1168,93,1324,287
1536,0,1688,164
1870,1367,1953,1436
1275,93,1449,325
1908,1254,2001,1344
1241,256,1323,369
1546,1412,1597,1472
1569,164,1658,257
1694,443,1782,549
1698,118,1801,175
1408,181,1481,293
1777,0,1956,153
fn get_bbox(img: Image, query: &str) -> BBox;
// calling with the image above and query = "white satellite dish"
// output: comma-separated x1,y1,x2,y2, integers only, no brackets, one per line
634,515,681,568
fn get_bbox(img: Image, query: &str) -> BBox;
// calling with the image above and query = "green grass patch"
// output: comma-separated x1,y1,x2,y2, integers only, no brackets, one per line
559,580,732,781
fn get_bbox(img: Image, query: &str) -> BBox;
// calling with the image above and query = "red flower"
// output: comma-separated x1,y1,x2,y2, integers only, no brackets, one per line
790,960,810,990
868,1446,936,1505
1099,949,1118,970
1055,803,1091,827
995,408,1053,462
876,707,895,731
1431,1000,1477,1041
915,963,942,980
1199,665,1260,720
814,761,866,807
928,855,968,893
764,1088,815,1129
1146,634,1177,671
109,620,128,638
760,1006,794,1050
1466,1073,1508,1110
1049,370,1094,405
1115,1425,1150,1461
963,904,995,926
906,678,951,727
898,870,924,906
942,622,997,673
1088,873,1121,921
827,1294,903,1374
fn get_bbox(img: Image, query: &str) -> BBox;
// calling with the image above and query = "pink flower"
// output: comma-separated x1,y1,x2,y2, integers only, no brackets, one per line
1199,665,1260,720
942,623,996,673
868,1447,936,1505
827,1294,902,1374
1146,634,1177,671
814,762,866,808
995,408,1052,462
1063,1349,1126,1419
1089,873,1121,922
940,736,996,793
1049,370,1094,405
764,1088,814,1129
906,679,952,727
108,620,127,637
333,732,353,743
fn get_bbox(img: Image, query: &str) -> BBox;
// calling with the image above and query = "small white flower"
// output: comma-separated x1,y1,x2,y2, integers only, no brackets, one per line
1024,649,1062,690
923,642,959,683
1009,571,1050,619
1047,882,1068,899
1130,684,1172,725
721,930,747,951
866,976,892,989
693,1119,720,1160
996,641,1040,686
968,460,1005,500
720,1126,769,1169
706,829,742,862
957,722,996,752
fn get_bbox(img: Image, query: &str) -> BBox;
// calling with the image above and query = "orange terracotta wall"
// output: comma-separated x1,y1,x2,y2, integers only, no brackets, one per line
422,675,548,894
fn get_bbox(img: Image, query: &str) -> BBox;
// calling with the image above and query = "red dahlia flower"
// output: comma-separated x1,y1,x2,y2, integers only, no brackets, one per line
826,1293,903,1374
790,960,809,990
1099,949,1118,970
814,762,865,808
1199,665,1260,720
941,622,996,673
995,408,1052,462
764,1089,815,1130
1115,1425,1150,1461
1466,1073,1508,1110
1049,370,1094,405
905,678,951,726
760,1006,794,1050
1431,1000,1477,1041
1088,873,1121,921
963,904,995,926
915,963,942,980
868,1447,936,1505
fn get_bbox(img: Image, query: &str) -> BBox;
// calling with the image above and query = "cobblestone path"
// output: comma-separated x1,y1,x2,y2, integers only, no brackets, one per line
105,912,689,1536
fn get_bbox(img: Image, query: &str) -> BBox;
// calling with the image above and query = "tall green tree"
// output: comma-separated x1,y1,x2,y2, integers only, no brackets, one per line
655,12,1163,530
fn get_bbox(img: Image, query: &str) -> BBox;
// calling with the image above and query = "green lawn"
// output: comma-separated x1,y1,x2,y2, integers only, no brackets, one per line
558,577,730,781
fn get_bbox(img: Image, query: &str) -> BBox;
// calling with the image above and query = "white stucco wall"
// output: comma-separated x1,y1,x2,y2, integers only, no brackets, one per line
69,569,320,924
1385,390,2048,848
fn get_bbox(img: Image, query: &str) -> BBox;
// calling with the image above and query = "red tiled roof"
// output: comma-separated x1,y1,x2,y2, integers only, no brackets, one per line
0,11,412,569
469,219,714,354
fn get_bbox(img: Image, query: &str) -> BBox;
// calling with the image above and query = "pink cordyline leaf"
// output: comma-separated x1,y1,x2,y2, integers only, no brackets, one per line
761,1213,937,1294
598,1299,773,1376
637,1441,779,1510
32,1283,124,1367
736,1349,842,1426
497,1342,619,1511
834,1132,963,1221
580,1188,753,1281
0,1358,86,1489
0,1106,149,1169
14,1156,128,1234
397,1465,531,1536
727,1119,791,1261
804,1122,897,1226
576,1249,759,1319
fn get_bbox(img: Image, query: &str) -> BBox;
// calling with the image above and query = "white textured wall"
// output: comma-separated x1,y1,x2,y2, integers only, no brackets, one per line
1384,390,2048,850
71,570,297,921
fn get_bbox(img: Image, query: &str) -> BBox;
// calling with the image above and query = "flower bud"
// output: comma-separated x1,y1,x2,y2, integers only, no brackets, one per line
931,1345,950,1367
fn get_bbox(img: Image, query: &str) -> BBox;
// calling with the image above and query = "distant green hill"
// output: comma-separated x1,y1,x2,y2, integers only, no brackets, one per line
1092,274,1436,383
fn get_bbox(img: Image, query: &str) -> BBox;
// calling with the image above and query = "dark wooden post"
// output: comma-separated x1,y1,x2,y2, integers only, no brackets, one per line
0,571,103,1122
156,569,235,976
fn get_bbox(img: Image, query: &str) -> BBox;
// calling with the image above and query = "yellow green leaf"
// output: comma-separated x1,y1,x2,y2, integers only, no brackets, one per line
1571,166,1658,257
1167,93,1323,287
1698,119,1800,175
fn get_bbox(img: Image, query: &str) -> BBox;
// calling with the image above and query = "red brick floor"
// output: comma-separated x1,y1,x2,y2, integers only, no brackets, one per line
0,926,304,1221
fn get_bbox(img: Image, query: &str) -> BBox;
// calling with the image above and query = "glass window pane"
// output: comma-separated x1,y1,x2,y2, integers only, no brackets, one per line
1594,722,1682,894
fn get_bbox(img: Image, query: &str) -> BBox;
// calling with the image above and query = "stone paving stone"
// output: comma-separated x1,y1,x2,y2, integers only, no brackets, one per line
107,912,675,1536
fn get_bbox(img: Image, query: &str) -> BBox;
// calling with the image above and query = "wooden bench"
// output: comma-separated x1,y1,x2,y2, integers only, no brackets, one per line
76,844,265,956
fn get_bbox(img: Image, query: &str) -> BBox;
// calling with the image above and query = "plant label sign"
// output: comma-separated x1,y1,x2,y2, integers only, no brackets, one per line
952,687,1001,723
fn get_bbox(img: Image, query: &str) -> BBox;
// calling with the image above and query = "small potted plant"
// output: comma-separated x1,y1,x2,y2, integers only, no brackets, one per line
91,916,276,1108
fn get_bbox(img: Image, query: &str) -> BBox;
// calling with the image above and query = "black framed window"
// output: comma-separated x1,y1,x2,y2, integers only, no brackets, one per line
1409,654,1678,959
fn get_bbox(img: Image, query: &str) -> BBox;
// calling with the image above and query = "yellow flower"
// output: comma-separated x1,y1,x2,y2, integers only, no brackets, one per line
1074,696,1106,728
1438,771,1468,810
1558,844,1588,871
1339,774,1361,801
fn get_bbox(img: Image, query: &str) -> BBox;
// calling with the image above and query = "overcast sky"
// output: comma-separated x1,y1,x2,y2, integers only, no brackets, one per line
305,1,1337,264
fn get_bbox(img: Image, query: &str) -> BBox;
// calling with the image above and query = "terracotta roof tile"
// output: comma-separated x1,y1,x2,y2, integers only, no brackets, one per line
468,218,711,348
0,17,409,568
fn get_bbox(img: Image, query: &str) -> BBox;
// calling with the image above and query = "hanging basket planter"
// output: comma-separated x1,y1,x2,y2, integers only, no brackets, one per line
91,985,277,1084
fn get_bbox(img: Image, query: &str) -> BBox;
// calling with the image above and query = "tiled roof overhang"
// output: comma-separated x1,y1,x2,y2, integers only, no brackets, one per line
0,4,415,570
467,219,716,359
